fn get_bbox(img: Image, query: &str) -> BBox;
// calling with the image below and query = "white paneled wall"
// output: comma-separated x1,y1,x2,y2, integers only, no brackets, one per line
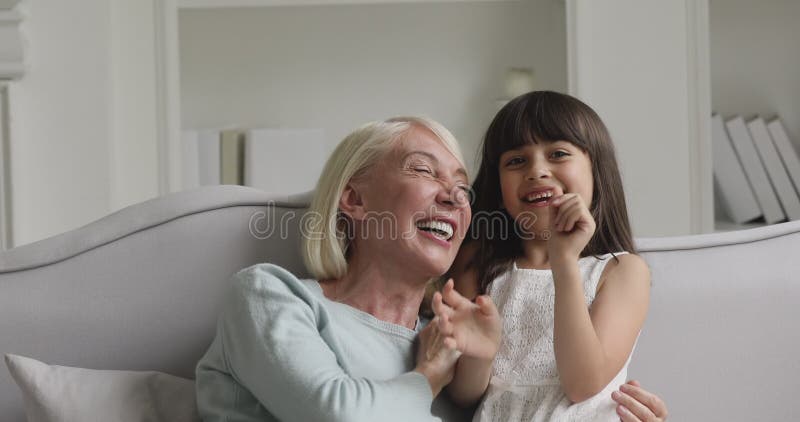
8,0,160,247
567,0,712,236
178,1,568,176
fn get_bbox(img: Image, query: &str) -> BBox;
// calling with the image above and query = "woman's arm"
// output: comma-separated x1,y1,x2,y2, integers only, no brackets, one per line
550,253,650,403
210,264,458,422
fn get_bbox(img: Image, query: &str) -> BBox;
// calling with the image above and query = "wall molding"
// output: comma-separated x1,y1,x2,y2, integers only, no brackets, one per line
0,83,12,249
154,0,182,195
178,0,517,8
686,0,713,234
0,2,25,80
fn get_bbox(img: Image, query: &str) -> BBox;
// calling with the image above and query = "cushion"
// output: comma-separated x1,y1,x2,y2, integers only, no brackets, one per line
4,354,199,422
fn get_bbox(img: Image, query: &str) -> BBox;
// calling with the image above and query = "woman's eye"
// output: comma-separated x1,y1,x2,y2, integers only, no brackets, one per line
414,167,433,174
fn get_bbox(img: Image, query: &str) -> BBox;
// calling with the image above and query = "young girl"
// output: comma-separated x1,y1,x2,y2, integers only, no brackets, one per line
431,91,651,421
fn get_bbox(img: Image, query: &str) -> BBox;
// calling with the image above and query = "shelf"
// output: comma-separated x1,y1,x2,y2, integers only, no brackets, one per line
714,218,768,233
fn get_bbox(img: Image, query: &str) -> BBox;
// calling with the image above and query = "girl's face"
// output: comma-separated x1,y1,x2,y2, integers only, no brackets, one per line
498,140,593,235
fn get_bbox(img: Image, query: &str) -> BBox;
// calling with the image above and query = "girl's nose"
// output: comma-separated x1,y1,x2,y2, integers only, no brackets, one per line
526,162,551,180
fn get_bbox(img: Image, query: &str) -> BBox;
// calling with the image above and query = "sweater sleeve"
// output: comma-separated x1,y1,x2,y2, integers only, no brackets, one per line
218,264,438,422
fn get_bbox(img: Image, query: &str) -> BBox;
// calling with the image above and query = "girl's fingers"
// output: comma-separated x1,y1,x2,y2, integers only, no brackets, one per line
564,209,584,232
442,336,458,350
442,278,470,307
476,295,499,317
432,292,445,316
553,199,580,228
556,204,581,231
550,193,576,207
437,314,454,336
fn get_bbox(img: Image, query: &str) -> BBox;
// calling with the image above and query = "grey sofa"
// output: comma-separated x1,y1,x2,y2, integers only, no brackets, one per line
1,185,798,421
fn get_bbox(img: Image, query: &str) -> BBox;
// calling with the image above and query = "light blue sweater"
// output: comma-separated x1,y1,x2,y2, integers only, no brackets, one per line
195,263,471,422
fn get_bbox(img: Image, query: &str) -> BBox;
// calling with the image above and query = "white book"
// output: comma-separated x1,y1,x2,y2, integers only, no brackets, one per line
747,117,800,221
181,131,200,190
711,114,761,223
767,118,800,201
244,129,328,195
726,116,785,224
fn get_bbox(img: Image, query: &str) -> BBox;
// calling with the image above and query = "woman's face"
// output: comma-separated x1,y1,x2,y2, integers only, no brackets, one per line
351,127,471,278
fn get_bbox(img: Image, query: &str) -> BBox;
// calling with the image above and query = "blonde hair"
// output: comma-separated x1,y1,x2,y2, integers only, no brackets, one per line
302,116,465,280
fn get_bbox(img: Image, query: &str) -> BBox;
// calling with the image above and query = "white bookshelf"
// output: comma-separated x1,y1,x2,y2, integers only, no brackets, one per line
710,0,800,232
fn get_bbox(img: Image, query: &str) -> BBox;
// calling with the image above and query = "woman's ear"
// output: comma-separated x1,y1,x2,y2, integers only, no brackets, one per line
339,183,366,221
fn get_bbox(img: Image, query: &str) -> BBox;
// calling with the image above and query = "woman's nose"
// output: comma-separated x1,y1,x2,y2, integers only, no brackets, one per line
436,183,470,208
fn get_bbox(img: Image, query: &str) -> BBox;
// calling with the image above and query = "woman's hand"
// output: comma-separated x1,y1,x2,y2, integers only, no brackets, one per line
611,380,669,421
547,193,596,262
414,320,461,397
432,279,502,361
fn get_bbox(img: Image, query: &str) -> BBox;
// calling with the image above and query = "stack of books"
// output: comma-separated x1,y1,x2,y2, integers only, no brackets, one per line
712,114,800,226
181,128,329,195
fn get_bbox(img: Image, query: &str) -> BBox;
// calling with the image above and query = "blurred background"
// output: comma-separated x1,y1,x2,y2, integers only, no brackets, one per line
1,0,798,248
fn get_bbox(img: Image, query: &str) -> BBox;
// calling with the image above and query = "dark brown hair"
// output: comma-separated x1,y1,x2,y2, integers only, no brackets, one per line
467,91,636,292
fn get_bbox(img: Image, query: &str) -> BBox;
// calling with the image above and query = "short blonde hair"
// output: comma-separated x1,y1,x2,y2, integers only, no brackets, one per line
302,116,465,280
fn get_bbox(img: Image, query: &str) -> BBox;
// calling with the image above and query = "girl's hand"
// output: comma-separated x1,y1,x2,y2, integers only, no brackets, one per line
611,380,669,421
547,193,596,261
432,279,502,361
415,320,461,397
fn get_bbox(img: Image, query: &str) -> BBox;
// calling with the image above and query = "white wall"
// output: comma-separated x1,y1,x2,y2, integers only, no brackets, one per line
8,0,160,247
109,0,160,211
178,0,568,175
568,0,705,237
710,0,800,148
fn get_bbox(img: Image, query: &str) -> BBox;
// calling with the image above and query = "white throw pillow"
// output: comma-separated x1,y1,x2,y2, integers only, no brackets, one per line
4,354,200,422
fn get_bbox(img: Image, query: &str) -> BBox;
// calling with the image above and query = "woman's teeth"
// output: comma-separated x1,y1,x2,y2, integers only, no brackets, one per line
416,220,454,240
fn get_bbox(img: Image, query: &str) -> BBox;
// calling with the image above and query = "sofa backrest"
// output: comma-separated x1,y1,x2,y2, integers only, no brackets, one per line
634,224,800,421
1,185,798,421
0,186,312,421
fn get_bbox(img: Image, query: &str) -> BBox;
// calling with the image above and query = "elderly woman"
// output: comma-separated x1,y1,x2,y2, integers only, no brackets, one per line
195,117,667,422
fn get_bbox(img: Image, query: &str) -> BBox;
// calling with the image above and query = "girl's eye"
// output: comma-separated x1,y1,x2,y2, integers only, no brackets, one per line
551,150,570,159
505,157,525,166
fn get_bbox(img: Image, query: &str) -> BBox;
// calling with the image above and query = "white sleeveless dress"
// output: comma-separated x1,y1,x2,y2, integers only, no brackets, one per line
474,252,636,422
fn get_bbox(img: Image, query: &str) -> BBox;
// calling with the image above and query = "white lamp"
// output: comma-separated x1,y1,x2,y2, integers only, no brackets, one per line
503,67,535,100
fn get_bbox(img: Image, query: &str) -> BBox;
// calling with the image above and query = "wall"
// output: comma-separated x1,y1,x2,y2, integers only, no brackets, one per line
710,0,800,148
7,0,160,247
568,0,702,237
178,0,568,175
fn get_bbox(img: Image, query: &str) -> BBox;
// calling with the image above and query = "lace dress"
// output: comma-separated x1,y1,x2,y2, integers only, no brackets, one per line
474,252,635,422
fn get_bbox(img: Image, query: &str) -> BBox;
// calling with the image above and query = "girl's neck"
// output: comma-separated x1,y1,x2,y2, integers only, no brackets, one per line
516,239,551,270
319,253,427,330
